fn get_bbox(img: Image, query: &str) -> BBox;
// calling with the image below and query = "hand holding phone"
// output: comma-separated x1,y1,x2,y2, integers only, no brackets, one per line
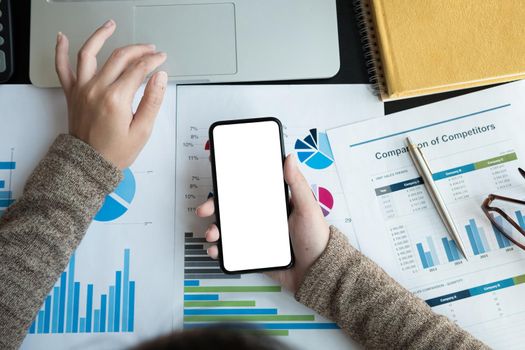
209,117,293,273
200,117,331,292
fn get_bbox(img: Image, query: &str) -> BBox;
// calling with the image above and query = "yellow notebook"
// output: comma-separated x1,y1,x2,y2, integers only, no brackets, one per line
356,0,525,101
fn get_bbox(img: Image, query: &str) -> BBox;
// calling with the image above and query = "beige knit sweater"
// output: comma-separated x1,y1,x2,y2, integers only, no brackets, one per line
0,135,488,349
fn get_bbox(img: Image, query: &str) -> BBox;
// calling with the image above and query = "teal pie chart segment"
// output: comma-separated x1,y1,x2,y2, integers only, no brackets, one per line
94,168,136,222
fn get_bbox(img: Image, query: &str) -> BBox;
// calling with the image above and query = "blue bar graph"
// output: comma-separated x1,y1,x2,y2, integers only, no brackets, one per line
114,271,122,332
94,310,100,333
184,294,220,301
28,249,135,335
416,237,440,269
29,320,36,334
44,296,51,333
441,238,461,262
72,282,80,332
37,311,45,333
0,160,15,214
0,162,15,170
128,282,135,332
52,287,60,333
426,237,440,265
424,252,434,266
86,284,93,333
465,219,490,255
0,199,14,207
516,210,525,230
185,280,200,287
100,294,107,332
66,256,76,332
184,323,339,330
416,243,430,269
185,308,278,315
58,272,67,332
108,286,115,332
122,249,129,332
493,216,512,249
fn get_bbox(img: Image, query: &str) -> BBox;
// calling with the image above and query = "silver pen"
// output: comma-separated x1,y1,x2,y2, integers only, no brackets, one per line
405,137,469,260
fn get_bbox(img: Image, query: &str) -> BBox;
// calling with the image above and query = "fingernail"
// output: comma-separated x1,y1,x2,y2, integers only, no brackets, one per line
156,71,168,87
103,19,114,28
147,44,156,51
57,32,63,43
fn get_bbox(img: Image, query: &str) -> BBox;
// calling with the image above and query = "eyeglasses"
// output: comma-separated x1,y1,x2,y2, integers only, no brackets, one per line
481,168,525,251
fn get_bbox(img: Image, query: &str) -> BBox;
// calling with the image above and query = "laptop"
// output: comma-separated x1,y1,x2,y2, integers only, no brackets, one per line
30,0,340,87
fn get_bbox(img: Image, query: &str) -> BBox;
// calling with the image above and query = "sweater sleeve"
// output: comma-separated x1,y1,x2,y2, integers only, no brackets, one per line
0,134,122,349
295,226,489,350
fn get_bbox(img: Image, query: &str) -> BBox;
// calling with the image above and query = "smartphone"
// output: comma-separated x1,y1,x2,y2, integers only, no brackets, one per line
209,117,294,274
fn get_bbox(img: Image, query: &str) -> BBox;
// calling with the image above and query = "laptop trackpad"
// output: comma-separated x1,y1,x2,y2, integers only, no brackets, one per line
134,4,237,77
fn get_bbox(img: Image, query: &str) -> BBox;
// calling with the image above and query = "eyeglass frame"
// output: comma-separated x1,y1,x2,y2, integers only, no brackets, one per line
481,168,525,251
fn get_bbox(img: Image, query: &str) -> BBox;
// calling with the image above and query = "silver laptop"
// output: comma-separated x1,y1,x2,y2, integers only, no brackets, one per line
30,0,340,87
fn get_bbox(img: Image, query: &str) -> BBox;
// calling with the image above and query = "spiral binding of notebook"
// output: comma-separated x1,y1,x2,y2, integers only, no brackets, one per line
353,0,386,99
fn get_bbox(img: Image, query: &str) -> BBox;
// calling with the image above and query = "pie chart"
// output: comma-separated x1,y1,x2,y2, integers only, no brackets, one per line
294,129,334,170
94,168,136,222
312,184,334,217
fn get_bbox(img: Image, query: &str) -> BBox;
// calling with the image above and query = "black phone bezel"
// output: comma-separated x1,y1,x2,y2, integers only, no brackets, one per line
208,117,294,274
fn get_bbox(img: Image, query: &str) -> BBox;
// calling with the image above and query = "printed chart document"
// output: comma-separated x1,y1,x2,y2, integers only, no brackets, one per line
0,85,179,350
174,85,383,350
328,80,525,349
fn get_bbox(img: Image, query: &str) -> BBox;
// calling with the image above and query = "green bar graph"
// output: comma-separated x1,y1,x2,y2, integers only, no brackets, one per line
184,286,281,293
184,315,315,322
184,300,256,307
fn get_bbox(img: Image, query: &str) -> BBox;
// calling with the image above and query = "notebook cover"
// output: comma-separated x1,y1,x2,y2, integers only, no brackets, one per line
369,0,525,100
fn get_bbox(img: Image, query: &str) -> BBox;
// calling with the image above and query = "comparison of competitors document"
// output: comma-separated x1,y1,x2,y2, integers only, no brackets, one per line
328,80,525,349
174,84,383,350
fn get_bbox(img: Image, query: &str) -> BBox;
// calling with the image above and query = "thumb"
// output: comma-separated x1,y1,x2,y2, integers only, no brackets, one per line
132,71,167,137
284,154,318,214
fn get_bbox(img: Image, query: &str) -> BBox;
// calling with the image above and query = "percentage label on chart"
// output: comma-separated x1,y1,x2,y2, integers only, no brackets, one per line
185,194,196,199
190,135,199,140
192,176,200,181
190,126,198,131
188,156,199,161
189,184,198,189
183,142,194,147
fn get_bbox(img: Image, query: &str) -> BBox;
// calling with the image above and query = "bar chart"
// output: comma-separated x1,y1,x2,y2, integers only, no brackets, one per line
183,280,338,336
183,232,338,335
441,238,461,262
416,237,440,269
0,156,15,217
28,249,135,334
493,216,513,249
465,219,491,255
184,231,239,280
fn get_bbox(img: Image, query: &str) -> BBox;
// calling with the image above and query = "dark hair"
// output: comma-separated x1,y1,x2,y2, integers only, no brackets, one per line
134,324,292,350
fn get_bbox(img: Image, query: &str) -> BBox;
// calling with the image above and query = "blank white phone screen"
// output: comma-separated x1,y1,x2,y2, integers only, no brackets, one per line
212,120,291,272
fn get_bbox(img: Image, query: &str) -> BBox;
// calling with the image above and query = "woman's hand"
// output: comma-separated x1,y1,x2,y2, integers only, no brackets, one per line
55,19,168,169
196,154,330,293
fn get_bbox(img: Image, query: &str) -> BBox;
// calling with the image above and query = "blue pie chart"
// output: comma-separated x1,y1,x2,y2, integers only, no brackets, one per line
94,168,136,222
294,129,334,170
